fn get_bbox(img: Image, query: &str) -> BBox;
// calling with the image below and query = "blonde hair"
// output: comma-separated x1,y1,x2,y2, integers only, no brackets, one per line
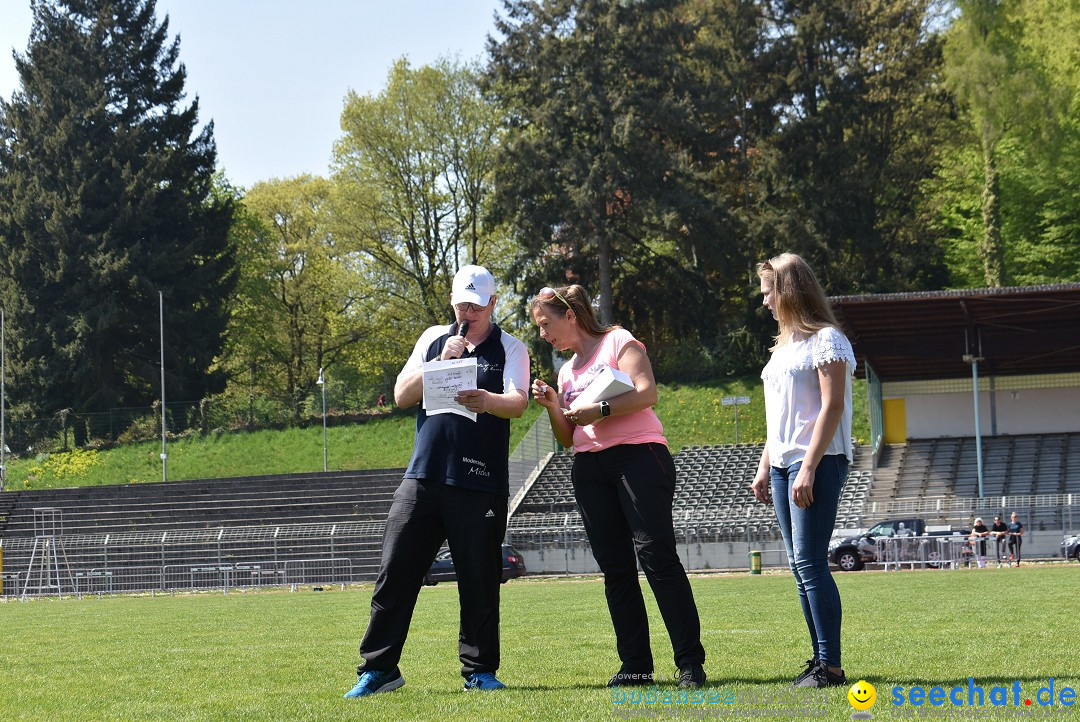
757,253,841,348
529,284,616,337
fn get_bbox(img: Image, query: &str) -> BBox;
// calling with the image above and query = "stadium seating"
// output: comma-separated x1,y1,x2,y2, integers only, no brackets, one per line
879,432,1080,502
509,442,876,546
866,432,1080,533
0,469,403,539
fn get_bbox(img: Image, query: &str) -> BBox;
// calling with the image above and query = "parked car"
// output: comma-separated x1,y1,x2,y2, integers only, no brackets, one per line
828,518,968,571
1062,534,1080,561
424,544,527,585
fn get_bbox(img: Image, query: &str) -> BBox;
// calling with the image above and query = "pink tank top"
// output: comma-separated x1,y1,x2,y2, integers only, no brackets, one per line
557,328,667,452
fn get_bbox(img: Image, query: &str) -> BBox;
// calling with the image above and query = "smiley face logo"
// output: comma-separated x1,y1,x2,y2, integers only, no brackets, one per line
848,680,876,711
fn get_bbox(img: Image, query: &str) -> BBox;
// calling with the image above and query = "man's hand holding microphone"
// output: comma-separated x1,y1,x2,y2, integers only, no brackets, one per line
445,321,489,415
440,321,469,361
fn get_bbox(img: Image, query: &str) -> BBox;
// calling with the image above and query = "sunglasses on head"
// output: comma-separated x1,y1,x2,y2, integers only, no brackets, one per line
538,286,571,309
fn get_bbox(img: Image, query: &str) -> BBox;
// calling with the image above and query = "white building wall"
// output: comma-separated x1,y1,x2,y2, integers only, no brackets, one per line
883,373,1080,439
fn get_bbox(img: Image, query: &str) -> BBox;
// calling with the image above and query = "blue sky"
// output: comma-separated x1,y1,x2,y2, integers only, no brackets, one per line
0,0,502,189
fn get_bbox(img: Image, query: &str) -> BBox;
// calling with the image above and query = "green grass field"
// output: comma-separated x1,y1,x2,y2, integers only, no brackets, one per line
2,565,1076,721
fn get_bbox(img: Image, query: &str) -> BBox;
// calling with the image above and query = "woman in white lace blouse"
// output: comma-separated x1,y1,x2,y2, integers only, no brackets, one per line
750,253,856,689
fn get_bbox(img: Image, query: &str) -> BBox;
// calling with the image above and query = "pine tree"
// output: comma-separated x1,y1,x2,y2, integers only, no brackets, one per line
0,0,235,423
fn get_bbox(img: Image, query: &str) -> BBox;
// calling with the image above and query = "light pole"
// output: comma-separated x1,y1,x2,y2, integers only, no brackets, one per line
1,308,6,493
159,291,167,482
317,367,327,472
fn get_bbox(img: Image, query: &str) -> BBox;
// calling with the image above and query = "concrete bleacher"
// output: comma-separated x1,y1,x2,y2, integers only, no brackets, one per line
673,444,775,540
0,469,408,593
510,442,876,545
879,432,1080,502
863,432,1080,554
0,468,404,539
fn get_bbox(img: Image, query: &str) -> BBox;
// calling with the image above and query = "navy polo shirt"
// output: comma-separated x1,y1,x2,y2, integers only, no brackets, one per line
401,321,529,496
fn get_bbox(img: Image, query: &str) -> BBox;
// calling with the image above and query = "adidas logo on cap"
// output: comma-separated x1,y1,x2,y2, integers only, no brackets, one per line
466,282,476,290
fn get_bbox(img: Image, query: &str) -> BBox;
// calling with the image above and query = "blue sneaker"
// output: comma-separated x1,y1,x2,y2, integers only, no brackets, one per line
344,668,405,698
463,672,507,690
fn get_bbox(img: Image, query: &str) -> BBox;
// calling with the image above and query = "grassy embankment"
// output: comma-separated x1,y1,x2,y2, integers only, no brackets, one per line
3,378,869,491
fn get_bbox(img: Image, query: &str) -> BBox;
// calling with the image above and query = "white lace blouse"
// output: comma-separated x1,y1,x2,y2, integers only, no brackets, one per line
760,325,856,468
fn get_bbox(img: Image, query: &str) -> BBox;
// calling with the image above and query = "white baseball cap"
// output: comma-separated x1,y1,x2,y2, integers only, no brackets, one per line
451,265,496,307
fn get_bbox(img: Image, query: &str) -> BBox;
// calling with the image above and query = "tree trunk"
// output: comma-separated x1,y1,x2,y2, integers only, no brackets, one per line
980,139,1007,287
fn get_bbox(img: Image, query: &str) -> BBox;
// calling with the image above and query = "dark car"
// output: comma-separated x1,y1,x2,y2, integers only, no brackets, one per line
828,518,970,571
424,544,527,585
1063,534,1080,562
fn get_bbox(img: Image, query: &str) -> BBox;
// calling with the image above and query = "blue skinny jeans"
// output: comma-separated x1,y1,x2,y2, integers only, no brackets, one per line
770,454,848,668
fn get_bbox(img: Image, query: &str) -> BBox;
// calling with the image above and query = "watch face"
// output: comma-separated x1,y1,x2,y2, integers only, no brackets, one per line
600,401,611,417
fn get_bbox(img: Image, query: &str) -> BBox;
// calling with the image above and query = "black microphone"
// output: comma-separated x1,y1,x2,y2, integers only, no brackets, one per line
459,321,470,338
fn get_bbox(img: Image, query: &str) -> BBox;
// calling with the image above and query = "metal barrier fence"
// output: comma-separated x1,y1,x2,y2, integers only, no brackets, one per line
508,494,1080,574
874,493,1077,533
874,536,970,571
3,558,356,598
506,509,787,575
0,522,384,598
3,493,1077,599
875,532,1033,571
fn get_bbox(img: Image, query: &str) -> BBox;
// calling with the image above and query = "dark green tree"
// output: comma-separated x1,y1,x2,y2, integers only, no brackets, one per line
749,0,952,294
0,0,235,423
487,0,745,376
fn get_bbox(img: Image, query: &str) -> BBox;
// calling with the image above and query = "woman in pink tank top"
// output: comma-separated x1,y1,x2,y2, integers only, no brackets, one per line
530,284,706,690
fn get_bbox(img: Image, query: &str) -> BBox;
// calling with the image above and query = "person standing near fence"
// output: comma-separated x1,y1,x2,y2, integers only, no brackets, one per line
344,265,530,699
1007,511,1024,566
751,253,855,689
529,284,707,689
970,517,989,568
991,515,1009,565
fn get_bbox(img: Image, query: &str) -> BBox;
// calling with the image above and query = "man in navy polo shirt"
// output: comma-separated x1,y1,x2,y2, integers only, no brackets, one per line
345,265,529,699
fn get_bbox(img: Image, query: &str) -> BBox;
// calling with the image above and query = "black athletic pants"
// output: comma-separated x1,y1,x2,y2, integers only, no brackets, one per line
572,442,706,672
357,478,508,677
1008,535,1022,564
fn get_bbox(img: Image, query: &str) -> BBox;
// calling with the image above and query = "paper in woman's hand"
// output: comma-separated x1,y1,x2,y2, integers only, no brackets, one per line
569,366,634,410
422,357,478,421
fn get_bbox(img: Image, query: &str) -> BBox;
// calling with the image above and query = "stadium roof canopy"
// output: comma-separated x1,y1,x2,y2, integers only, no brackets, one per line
829,283,1080,382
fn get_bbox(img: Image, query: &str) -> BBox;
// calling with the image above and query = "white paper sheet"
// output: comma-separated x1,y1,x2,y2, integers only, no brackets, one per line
422,357,478,421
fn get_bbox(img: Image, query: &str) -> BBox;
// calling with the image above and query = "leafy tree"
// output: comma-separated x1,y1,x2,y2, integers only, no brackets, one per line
0,0,235,422
943,0,1048,287
230,176,368,421
936,0,1080,287
1015,0,1080,284
332,58,508,327
749,0,952,294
